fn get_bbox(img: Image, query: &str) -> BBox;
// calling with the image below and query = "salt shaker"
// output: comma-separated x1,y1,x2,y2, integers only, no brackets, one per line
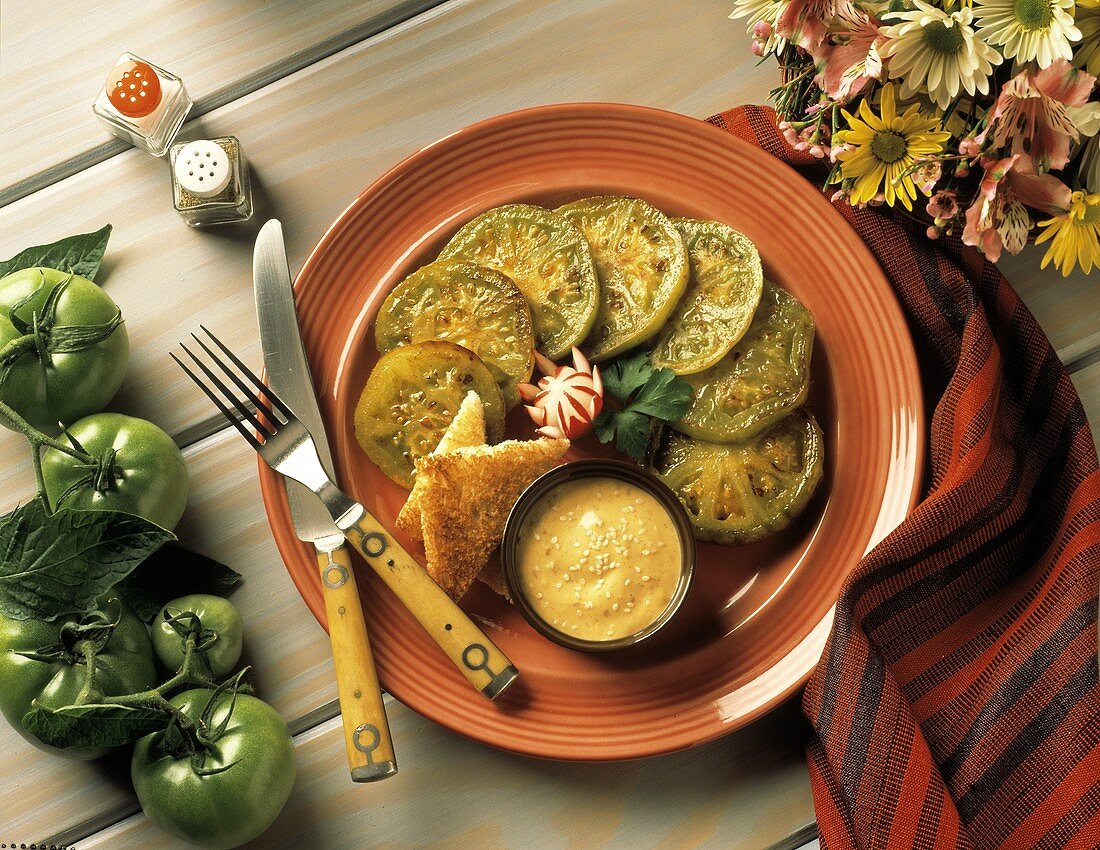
169,137,254,226
92,54,192,156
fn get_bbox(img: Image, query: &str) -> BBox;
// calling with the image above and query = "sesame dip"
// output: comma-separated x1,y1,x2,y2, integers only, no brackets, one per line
514,476,683,641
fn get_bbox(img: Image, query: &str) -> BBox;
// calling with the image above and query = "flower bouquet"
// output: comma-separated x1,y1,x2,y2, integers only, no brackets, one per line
731,0,1100,275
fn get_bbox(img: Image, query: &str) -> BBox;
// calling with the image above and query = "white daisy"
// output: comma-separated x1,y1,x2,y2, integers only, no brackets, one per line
974,0,1081,68
882,1,1002,108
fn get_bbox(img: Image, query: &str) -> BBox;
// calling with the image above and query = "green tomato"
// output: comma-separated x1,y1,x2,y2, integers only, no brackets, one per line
0,594,157,759
153,595,244,678
132,688,296,849
41,412,189,531
0,267,129,434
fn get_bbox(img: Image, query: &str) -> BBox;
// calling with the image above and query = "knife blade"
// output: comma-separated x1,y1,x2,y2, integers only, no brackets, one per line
254,218,396,782
254,220,345,549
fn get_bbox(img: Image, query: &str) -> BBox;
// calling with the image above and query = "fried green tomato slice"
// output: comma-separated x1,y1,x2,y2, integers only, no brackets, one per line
556,196,689,362
650,219,764,375
672,280,814,443
375,260,534,408
438,204,599,360
650,409,824,545
354,341,505,488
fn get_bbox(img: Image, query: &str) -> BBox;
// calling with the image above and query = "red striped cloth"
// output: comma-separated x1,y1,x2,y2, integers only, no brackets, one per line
707,106,1100,850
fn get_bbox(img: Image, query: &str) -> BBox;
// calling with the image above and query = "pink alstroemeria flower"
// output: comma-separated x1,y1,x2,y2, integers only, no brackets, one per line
983,60,1098,172
962,154,1072,261
816,14,884,100
777,0,859,51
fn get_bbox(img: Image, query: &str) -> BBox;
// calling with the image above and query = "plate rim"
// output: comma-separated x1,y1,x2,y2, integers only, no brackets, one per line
257,101,926,760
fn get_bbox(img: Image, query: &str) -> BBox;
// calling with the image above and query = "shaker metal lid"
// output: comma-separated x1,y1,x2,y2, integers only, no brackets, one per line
174,140,231,197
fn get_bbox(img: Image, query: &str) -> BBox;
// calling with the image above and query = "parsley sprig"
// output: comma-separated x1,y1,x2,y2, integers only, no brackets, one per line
593,351,692,460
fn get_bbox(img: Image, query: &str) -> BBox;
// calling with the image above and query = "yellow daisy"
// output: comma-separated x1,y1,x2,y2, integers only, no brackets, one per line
834,84,952,210
1035,190,1100,275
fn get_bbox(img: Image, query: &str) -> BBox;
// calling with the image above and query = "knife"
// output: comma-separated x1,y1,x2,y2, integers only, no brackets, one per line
254,220,397,783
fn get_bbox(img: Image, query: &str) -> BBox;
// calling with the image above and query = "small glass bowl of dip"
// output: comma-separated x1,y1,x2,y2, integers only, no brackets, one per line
501,459,696,652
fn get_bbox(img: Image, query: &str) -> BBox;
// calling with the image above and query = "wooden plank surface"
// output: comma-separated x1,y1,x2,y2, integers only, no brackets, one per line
79,697,813,850
0,0,442,202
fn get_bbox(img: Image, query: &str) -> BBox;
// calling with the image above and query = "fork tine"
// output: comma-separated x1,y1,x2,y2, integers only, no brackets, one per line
178,341,273,438
199,324,294,420
171,352,263,451
190,330,281,428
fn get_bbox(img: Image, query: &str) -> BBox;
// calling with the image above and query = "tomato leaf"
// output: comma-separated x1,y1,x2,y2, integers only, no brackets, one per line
116,543,243,623
629,367,693,421
0,503,174,621
23,701,171,750
0,224,113,281
599,350,653,401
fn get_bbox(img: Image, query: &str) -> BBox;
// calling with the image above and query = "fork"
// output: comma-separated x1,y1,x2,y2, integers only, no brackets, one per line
173,327,519,701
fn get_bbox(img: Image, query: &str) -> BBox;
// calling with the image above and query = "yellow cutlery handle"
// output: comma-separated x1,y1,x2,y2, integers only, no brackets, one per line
316,543,397,781
343,512,518,700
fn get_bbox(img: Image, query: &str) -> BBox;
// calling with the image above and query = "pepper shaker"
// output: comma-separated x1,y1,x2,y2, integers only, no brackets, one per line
169,137,254,226
92,54,192,156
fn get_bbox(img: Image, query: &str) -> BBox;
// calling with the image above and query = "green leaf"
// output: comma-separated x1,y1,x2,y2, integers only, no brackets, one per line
23,701,171,750
0,224,112,281
600,350,653,401
116,542,243,623
593,408,619,445
593,354,693,461
0,503,174,621
630,367,693,421
593,409,651,460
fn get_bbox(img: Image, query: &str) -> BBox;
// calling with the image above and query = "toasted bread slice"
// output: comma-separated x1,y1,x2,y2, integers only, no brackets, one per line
418,437,569,600
477,552,513,602
396,391,486,540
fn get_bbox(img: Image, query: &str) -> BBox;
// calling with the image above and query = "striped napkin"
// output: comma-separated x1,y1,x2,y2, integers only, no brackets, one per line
708,105,1100,850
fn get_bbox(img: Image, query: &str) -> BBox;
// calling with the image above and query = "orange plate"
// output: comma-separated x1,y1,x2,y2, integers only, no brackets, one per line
257,103,924,760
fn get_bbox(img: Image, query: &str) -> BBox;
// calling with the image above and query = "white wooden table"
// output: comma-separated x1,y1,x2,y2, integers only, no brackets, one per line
1,2,1097,848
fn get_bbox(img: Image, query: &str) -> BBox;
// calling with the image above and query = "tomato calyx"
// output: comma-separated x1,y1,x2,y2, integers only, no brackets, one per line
161,608,221,676
2,272,124,379
46,427,127,508
159,670,251,772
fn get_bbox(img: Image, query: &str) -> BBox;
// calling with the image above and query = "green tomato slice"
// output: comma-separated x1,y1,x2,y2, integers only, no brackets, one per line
354,341,505,488
650,409,824,545
438,204,600,360
556,196,689,362
375,260,534,408
672,280,814,443
650,219,763,375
